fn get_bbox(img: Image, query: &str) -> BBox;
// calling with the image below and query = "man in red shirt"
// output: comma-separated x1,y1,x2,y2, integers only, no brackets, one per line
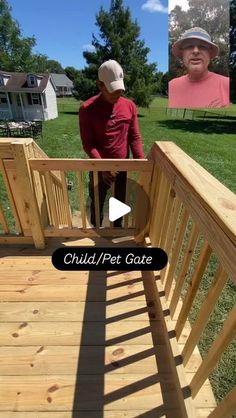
79,59,144,227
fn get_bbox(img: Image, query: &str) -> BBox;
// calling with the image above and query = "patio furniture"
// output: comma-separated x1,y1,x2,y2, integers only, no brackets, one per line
0,122,10,137
0,121,43,139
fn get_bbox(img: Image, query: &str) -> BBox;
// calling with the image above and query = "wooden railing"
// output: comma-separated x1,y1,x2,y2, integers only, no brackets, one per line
0,138,153,247
0,137,235,417
147,142,236,417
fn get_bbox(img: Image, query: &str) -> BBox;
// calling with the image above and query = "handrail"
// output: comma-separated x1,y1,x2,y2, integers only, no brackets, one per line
29,158,153,172
0,138,152,246
147,141,236,413
148,141,236,280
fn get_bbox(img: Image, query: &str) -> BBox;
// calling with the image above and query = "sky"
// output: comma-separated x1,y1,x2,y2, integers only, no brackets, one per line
8,0,170,73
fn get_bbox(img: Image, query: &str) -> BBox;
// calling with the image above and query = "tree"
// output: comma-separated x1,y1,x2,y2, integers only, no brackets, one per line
230,0,236,102
160,72,171,96
74,0,157,106
65,66,81,83
73,69,95,101
44,59,65,74
0,0,65,74
26,54,65,73
169,0,229,79
151,71,165,95
0,0,36,71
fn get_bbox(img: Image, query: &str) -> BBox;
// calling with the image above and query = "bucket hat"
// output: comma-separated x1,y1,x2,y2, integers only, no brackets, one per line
172,27,219,59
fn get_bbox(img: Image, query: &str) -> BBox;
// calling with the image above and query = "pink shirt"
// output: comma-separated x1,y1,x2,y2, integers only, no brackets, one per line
169,72,229,108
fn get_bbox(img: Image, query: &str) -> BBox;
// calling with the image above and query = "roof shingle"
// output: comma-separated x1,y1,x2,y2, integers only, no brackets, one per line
0,71,51,93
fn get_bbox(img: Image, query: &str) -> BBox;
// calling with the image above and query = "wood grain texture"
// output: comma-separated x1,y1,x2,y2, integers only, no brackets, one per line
0,320,157,346
0,345,159,376
0,374,178,411
148,142,236,281
0,240,218,417
0,283,146,302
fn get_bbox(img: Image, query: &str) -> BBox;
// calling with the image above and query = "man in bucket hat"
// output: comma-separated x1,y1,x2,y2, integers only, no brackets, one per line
79,59,144,227
169,27,229,108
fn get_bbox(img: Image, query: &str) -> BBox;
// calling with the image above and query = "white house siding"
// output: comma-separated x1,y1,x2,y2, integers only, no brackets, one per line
22,94,43,120
23,106,44,121
0,105,11,120
0,76,58,121
0,92,11,119
11,94,25,120
44,80,58,120
6,93,43,121
56,86,73,97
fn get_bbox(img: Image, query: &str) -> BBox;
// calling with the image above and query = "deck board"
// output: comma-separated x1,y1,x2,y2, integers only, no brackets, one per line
0,269,142,285
0,301,151,322
0,320,158,346
0,345,160,375
0,408,199,418
0,239,216,417
0,283,145,302
0,374,180,411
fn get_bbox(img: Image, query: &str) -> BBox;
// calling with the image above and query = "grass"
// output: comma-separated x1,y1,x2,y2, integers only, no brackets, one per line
1,95,235,407
44,96,236,193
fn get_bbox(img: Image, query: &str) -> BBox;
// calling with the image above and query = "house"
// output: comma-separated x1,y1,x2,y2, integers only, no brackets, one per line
0,71,58,121
50,73,74,97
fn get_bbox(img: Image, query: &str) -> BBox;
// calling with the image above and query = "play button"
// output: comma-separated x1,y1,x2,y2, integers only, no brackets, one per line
109,197,131,222
85,176,151,236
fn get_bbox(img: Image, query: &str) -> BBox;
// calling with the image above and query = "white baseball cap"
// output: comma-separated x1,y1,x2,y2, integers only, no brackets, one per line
98,60,125,93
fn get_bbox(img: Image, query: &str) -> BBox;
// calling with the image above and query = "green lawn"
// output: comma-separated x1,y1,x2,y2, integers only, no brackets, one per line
43,96,236,194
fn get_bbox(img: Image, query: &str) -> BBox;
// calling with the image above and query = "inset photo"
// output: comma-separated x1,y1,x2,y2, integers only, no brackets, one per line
168,0,230,108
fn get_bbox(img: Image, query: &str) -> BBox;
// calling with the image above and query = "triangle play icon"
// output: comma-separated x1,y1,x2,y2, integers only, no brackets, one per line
109,197,131,222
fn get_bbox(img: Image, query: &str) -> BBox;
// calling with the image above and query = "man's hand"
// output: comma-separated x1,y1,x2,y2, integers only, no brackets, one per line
102,171,117,186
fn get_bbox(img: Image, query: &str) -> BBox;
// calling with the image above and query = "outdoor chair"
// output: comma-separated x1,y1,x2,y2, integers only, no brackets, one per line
32,120,43,138
0,122,10,137
1,120,43,139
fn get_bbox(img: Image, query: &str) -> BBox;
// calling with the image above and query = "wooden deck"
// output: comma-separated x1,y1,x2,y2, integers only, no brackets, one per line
0,237,216,418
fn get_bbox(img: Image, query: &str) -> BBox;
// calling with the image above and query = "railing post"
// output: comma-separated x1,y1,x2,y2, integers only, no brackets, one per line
134,168,152,242
12,139,45,249
208,387,236,418
190,304,236,398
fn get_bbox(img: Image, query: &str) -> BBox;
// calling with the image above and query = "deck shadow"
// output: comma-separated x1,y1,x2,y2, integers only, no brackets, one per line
59,111,79,115
158,119,236,135
72,269,106,417
71,269,173,417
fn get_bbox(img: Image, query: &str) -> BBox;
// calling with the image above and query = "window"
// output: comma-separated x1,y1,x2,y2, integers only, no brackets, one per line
0,93,7,104
27,74,37,87
27,93,32,105
32,93,41,105
0,75,4,86
27,93,41,105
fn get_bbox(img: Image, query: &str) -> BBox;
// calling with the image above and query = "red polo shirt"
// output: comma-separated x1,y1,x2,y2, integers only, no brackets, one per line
79,94,144,159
